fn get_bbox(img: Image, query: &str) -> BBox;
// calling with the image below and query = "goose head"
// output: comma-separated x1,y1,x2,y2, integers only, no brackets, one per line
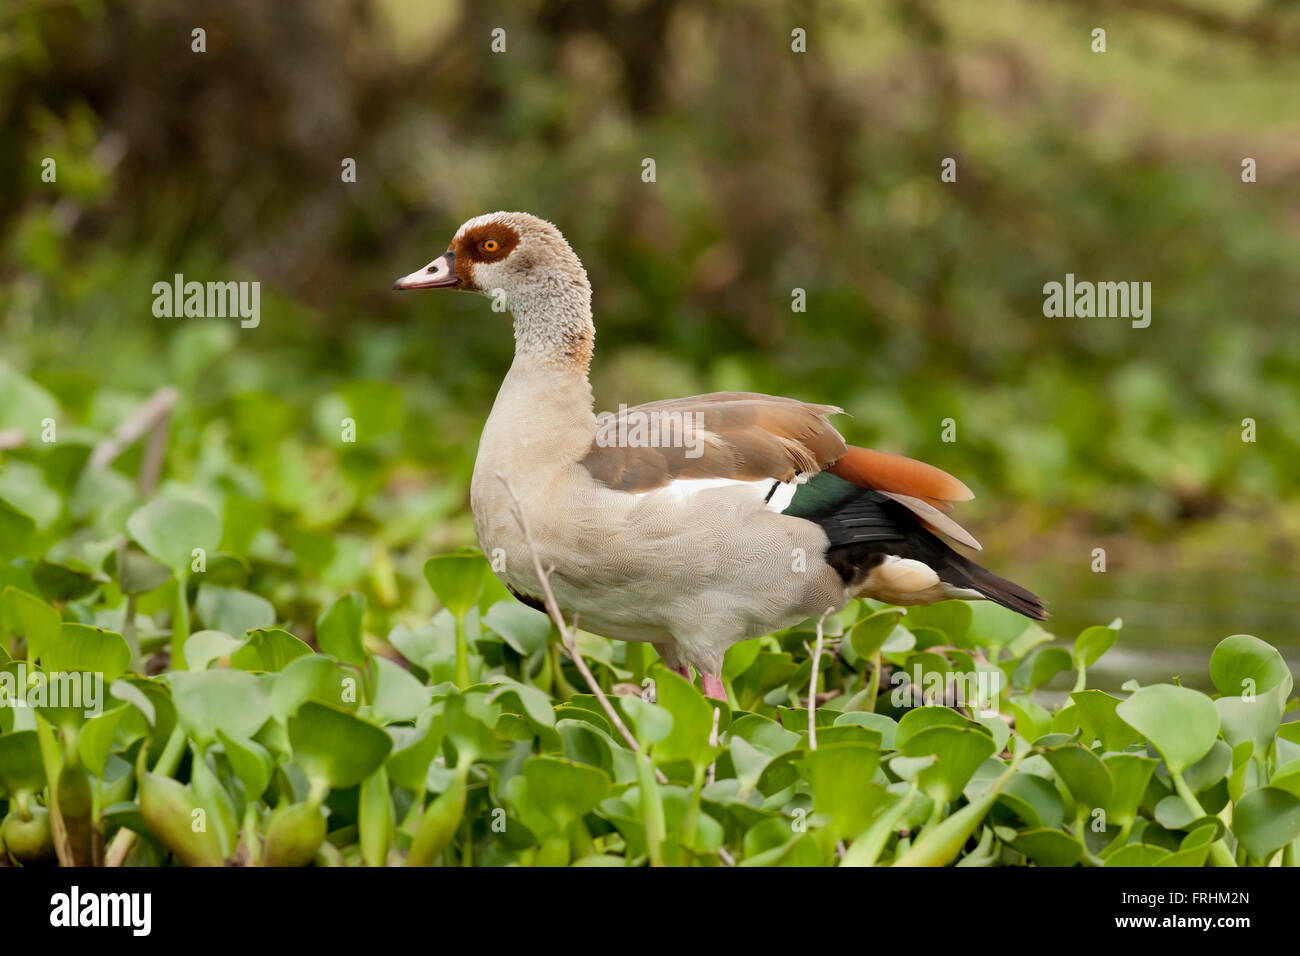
393,211,589,303
394,211,595,369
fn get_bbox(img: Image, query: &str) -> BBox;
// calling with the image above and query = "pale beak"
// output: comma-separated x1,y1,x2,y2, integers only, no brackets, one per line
393,251,460,290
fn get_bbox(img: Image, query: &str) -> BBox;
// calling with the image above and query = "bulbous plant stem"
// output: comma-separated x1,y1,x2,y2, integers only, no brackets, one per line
453,612,469,689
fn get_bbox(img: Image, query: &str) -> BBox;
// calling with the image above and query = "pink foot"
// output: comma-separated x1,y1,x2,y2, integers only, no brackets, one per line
670,663,691,679
701,674,727,701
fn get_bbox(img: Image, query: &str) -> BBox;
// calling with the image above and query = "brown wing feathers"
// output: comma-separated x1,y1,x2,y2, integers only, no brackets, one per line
579,393,980,548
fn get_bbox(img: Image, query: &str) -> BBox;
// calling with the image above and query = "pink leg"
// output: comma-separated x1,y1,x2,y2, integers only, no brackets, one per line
670,663,691,679
701,673,727,701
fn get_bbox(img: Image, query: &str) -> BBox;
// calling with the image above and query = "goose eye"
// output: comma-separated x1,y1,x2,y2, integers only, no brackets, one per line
482,239,500,253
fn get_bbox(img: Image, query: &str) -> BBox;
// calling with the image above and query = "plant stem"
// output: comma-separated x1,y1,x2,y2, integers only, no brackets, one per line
171,570,189,670
453,611,470,688
865,652,882,712
1170,770,1236,867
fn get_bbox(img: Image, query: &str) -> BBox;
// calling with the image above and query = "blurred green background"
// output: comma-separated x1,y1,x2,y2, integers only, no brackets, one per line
2,0,1298,688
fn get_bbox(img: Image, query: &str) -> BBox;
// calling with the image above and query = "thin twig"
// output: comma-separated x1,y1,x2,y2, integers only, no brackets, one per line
808,608,833,750
495,472,666,783
88,386,178,470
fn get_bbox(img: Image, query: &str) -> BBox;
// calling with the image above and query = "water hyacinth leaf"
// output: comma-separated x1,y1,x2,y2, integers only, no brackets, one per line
848,608,905,659
1013,828,1082,867
0,499,37,561
105,547,172,595
482,601,551,656
0,730,46,795
1215,682,1287,754
270,654,357,721
388,616,455,672
126,498,221,573
490,680,556,731
997,773,1065,829
1182,739,1231,794
317,592,367,666
620,696,673,750
1209,634,1292,699
231,627,312,672
1073,624,1118,670
185,629,244,671
1016,646,1073,691
1007,696,1051,744
904,601,971,644
651,667,716,766
289,701,393,789
1104,843,1171,867
722,637,762,680
386,719,445,791
1116,684,1220,774
901,726,996,804
168,669,271,747
834,711,897,750
3,586,61,662
216,730,272,800
895,706,989,751
799,742,884,838
423,551,486,618
42,623,131,683
966,601,1031,648
1232,787,1300,862
370,655,431,724
77,704,129,776
1102,753,1158,829
521,755,611,832
197,586,274,638
1070,690,1143,751
1041,743,1112,810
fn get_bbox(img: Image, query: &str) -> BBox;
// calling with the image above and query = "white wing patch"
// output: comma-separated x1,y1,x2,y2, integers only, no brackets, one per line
633,477,771,508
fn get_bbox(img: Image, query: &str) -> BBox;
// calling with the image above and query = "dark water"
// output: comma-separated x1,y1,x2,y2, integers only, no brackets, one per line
1002,554,1300,693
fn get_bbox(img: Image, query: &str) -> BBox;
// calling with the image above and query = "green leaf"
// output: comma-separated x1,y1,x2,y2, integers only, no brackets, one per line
126,498,221,573
482,601,551,656
901,726,996,804
799,742,885,838
316,592,366,666
216,730,272,801
231,627,312,672
184,630,244,671
1232,787,1300,863
1073,624,1118,669
1070,690,1144,751
1116,684,1220,774
168,669,271,748
289,701,393,790
651,667,717,766
0,499,37,562
42,623,131,683
269,655,356,721
1016,646,1073,691
1210,634,1292,698
2,586,61,662
848,608,906,659
196,586,274,637
620,696,673,749
423,551,486,618
370,656,431,724
1013,827,1082,867
77,704,129,776
1041,743,1113,810
0,730,46,795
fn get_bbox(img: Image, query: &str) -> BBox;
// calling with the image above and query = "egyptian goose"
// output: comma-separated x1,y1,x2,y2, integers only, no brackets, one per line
395,212,1045,700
